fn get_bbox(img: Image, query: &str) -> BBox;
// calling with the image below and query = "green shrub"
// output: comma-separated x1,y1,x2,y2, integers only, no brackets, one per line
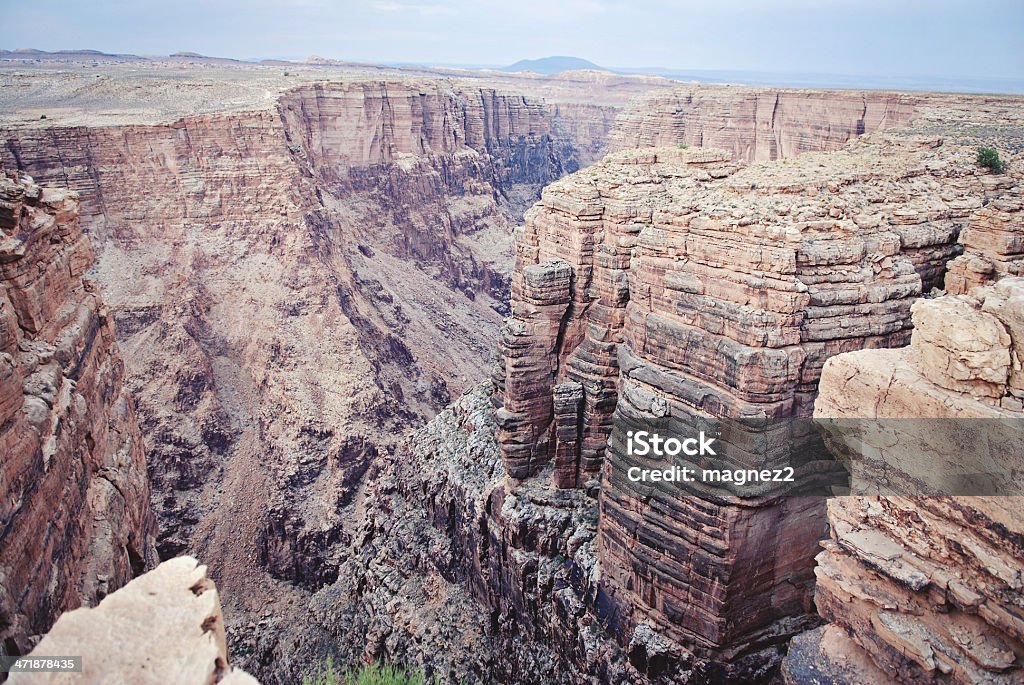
302,658,429,685
977,146,1006,174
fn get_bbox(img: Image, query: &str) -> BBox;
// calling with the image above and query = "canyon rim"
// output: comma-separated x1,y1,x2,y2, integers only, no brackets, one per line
1,4,1024,684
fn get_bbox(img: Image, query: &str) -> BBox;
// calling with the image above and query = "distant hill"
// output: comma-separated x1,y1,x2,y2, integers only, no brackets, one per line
502,56,606,74
0,48,144,61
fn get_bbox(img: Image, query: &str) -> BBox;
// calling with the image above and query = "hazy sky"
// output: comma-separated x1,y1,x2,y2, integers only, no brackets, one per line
1,0,1021,79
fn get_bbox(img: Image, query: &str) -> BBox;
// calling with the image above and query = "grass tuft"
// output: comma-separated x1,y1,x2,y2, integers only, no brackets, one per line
302,657,429,685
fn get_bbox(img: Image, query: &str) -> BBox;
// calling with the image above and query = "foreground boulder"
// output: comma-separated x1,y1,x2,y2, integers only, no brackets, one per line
9,556,258,684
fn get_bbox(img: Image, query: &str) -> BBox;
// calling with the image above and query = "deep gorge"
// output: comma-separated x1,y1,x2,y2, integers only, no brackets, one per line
2,77,1022,684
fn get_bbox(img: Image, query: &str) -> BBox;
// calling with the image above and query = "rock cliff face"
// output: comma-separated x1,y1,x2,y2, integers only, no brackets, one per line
497,135,990,485
0,80,611,678
608,88,916,162
10,556,258,684
0,83,932,630
0,172,157,655
783,278,1024,684
277,81,589,301
4,70,1023,684
490,133,1009,679
238,103,1022,683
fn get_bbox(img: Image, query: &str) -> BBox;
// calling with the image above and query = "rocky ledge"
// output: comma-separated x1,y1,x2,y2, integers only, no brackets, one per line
9,556,258,684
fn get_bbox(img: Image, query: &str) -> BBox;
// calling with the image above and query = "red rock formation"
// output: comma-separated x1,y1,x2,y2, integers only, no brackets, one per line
494,134,1003,678
0,82,582,580
786,278,1024,684
0,172,157,655
4,67,1021,683
0,80,614,676
608,87,916,162
299,95,1024,684
498,137,990,486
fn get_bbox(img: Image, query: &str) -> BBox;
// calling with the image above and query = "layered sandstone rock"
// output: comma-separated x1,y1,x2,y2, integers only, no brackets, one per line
278,81,589,302
789,281,1024,684
608,88,916,162
0,172,157,654
493,134,1004,678
280,81,570,184
498,136,991,487
5,64,1023,684
9,556,258,684
945,185,1024,295
304,95,1022,683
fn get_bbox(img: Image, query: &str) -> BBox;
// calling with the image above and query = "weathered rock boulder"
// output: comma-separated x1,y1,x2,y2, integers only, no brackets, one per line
946,189,1024,295
9,556,258,684
0,171,157,655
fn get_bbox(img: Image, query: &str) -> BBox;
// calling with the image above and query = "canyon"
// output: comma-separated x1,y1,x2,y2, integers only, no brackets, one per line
314,109,1022,682
1,53,1023,684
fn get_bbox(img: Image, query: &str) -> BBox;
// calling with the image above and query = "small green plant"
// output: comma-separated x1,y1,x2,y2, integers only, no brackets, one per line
302,658,429,685
677,143,689,149
303,656,341,685
976,146,1006,174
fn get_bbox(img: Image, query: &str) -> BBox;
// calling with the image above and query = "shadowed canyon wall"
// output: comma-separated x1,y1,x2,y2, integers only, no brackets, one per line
0,80,613,678
242,100,1024,684
0,172,157,655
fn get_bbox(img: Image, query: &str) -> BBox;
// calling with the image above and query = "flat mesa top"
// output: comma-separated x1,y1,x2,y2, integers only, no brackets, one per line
3,52,1024,130
0,56,672,128
537,132,1019,237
